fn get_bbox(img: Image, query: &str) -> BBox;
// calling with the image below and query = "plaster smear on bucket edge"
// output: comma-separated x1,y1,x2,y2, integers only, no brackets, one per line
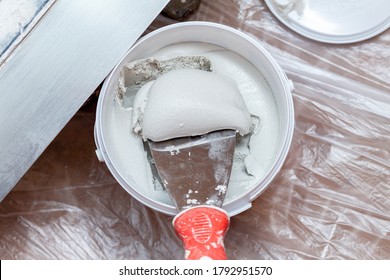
111,42,280,206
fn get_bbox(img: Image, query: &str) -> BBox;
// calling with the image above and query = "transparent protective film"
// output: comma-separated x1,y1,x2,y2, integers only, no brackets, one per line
1,0,389,259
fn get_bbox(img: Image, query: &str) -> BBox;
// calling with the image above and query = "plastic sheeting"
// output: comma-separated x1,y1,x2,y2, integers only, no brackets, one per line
1,0,389,259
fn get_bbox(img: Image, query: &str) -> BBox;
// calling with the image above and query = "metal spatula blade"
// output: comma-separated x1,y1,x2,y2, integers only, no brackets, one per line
148,129,236,260
0,0,170,201
148,129,236,211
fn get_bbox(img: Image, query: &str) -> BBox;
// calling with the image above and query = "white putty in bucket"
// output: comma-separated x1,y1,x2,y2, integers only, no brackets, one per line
110,42,279,205
133,69,252,141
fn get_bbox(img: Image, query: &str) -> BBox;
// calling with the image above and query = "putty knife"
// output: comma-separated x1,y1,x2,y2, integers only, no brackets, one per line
148,129,236,260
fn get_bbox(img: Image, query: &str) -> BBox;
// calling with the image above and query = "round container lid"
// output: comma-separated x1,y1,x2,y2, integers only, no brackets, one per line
265,0,390,44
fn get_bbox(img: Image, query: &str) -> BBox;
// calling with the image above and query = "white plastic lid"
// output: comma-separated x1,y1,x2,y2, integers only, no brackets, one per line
265,0,390,44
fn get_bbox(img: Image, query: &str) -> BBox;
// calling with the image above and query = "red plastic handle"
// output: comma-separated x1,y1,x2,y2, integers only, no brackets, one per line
173,206,230,260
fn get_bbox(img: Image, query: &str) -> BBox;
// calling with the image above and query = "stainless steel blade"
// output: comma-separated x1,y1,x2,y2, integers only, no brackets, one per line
0,0,169,201
148,130,236,211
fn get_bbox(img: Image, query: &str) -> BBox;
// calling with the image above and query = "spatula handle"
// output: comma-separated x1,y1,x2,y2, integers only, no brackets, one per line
173,206,230,260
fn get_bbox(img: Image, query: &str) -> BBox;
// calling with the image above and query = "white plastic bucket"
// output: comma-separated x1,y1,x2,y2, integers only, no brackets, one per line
94,22,294,216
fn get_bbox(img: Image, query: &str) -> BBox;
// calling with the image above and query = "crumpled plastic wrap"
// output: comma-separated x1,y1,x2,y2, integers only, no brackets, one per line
1,0,389,259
